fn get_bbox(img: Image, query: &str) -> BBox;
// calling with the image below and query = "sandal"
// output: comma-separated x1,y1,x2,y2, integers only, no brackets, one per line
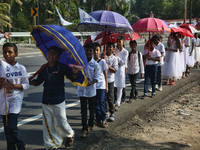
165,81,170,85
102,121,108,128
134,96,138,100
170,82,176,85
127,99,133,103
65,131,75,147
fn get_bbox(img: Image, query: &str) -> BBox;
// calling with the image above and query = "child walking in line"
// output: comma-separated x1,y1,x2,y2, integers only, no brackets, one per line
114,36,128,111
104,42,118,122
93,42,108,127
163,33,181,85
184,36,191,76
30,46,78,149
77,43,100,137
0,43,29,150
142,39,161,99
127,40,144,103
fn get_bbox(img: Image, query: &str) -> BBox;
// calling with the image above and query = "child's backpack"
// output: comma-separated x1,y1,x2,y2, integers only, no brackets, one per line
128,51,140,66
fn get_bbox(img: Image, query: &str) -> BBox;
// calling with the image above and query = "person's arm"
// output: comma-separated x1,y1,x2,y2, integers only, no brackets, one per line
5,80,23,90
190,42,195,56
30,66,44,86
103,70,108,93
0,78,5,89
139,52,144,78
4,32,12,39
87,62,100,86
166,42,178,52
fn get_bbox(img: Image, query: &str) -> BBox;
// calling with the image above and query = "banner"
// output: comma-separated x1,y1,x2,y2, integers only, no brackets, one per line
55,7,73,26
0,60,29,79
78,8,99,24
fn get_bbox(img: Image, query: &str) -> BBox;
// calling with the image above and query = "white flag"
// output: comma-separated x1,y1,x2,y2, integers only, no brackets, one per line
55,7,73,26
0,60,29,79
78,8,99,24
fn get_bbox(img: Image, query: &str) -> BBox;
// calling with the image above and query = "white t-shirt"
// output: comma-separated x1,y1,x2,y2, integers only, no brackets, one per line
96,59,108,89
0,62,29,115
77,58,100,97
143,48,161,65
154,42,165,66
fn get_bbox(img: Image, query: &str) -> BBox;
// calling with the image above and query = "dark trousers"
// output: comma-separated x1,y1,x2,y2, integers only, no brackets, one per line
105,82,115,114
128,73,138,99
144,64,157,94
80,96,95,131
157,65,163,87
2,113,25,150
95,89,106,122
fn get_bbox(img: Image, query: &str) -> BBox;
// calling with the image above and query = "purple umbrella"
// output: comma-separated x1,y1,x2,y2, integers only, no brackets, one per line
79,10,133,34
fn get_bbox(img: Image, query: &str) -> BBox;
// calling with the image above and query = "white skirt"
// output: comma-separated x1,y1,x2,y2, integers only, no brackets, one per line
195,47,200,62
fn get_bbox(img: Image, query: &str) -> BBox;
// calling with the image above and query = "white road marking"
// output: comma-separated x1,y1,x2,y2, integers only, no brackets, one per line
26,56,34,58
0,74,145,133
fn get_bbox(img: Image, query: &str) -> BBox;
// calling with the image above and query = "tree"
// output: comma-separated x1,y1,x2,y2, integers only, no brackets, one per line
0,3,12,29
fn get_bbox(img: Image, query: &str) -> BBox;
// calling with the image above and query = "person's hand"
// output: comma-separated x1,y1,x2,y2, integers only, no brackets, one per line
4,80,14,88
4,32,12,39
105,86,108,93
141,74,144,79
113,53,117,57
0,78,6,84
101,52,105,59
189,52,192,56
72,62,80,74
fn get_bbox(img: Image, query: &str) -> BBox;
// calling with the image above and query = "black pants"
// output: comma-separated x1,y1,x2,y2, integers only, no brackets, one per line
157,65,163,87
2,114,25,150
105,82,115,114
129,73,138,99
80,96,95,131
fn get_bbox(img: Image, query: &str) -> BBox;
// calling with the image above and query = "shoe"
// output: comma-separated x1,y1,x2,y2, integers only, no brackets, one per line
88,126,93,132
65,130,75,147
148,88,152,92
109,114,115,122
115,106,119,111
142,94,147,99
156,84,158,89
157,86,162,91
102,121,108,128
80,130,88,138
95,121,102,127
127,99,133,103
151,93,156,98
134,95,138,100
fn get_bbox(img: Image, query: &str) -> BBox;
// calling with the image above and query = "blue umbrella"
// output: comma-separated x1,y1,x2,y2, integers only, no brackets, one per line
30,25,88,87
79,10,133,34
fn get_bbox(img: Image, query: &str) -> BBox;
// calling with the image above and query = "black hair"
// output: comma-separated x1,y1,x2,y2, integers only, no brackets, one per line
159,35,163,39
150,39,156,45
129,40,137,46
116,35,125,41
84,43,95,51
94,42,101,50
48,46,63,56
3,43,18,53
171,33,181,49
152,35,160,41
106,42,115,48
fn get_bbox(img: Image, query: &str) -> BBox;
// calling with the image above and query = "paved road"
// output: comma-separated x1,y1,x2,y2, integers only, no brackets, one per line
0,41,174,150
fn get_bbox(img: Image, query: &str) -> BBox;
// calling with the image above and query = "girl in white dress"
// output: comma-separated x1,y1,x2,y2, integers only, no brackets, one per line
184,36,190,76
163,33,181,85
179,34,186,78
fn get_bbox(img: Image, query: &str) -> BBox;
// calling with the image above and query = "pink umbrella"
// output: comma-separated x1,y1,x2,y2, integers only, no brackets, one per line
132,17,169,52
179,28,193,38
83,32,141,46
180,23,198,34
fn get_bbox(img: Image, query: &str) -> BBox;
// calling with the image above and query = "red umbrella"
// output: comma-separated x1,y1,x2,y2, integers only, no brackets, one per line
132,17,169,52
179,23,198,34
83,32,141,46
179,28,193,38
196,22,200,30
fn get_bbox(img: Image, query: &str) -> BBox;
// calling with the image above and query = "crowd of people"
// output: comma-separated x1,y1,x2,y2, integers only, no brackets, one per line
0,31,200,150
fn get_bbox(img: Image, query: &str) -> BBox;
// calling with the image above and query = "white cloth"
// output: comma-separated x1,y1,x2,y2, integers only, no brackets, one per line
127,51,144,74
195,47,200,61
163,41,181,78
114,47,128,88
143,48,161,65
77,58,100,97
0,34,4,38
188,38,196,67
154,42,165,66
42,101,74,150
184,39,190,65
105,54,118,83
96,59,108,89
0,62,29,115
115,87,123,107
180,39,186,72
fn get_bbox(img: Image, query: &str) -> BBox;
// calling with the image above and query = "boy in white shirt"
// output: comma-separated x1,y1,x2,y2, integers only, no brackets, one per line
114,36,128,110
77,43,100,137
104,42,118,122
0,43,29,150
142,39,161,99
93,43,108,127
127,40,144,103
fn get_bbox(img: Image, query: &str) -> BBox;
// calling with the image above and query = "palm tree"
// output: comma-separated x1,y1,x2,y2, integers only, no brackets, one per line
0,3,12,30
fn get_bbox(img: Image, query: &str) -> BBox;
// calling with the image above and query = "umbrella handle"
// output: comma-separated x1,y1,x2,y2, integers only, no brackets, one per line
29,62,49,81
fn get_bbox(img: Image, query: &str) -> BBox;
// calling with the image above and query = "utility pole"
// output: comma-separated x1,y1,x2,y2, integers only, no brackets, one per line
189,0,193,24
184,0,187,23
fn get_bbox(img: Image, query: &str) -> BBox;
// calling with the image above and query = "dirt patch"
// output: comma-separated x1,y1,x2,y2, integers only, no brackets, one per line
87,81,200,150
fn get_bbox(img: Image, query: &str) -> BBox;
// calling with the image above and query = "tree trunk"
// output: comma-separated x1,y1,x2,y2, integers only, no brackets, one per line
189,0,192,24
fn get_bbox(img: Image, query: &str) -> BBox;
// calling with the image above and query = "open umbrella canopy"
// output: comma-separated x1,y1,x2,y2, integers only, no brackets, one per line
132,18,169,32
79,10,133,34
30,25,88,87
196,22,200,30
180,23,198,34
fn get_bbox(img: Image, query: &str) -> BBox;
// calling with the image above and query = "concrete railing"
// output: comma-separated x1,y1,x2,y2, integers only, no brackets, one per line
0,32,95,45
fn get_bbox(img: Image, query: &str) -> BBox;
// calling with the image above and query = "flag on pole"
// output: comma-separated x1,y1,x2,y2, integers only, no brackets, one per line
78,8,99,24
0,60,29,79
55,7,73,26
